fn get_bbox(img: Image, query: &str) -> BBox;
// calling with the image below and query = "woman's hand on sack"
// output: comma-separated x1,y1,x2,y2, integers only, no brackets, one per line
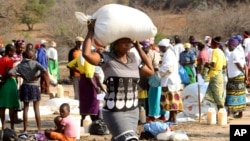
87,19,96,33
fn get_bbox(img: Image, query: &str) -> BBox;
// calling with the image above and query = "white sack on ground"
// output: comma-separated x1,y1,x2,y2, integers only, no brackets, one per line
42,98,79,114
181,82,216,118
75,4,157,47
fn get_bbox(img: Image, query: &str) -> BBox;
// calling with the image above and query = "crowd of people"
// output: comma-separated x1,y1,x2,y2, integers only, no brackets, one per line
0,27,250,140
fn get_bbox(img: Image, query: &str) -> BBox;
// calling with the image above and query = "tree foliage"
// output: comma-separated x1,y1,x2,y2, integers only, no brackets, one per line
20,0,54,31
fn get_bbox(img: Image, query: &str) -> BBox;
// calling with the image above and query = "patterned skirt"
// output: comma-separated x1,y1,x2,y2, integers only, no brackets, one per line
226,74,246,112
160,87,183,112
205,71,225,106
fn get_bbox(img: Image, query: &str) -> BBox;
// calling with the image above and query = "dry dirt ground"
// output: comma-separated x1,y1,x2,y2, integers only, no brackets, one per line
0,65,250,141
2,65,248,141
10,63,250,141
11,84,250,141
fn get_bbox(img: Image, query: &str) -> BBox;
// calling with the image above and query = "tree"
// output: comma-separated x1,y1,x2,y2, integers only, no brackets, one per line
20,0,54,31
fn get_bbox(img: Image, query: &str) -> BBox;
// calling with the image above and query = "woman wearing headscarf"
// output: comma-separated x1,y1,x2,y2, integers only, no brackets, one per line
47,41,59,86
139,40,162,122
226,38,248,119
82,20,154,141
179,43,197,86
204,36,227,110
197,42,209,82
158,39,183,125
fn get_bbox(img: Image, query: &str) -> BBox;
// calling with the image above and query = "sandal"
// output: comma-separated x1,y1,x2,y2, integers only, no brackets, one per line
18,132,28,139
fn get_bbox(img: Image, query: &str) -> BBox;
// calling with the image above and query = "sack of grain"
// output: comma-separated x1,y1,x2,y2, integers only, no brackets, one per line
75,4,157,47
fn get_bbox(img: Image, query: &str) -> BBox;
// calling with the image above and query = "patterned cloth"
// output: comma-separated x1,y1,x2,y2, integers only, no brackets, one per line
160,87,183,112
205,71,225,106
226,74,246,112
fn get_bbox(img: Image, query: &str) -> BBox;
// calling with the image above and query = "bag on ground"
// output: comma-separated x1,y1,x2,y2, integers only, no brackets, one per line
89,119,110,135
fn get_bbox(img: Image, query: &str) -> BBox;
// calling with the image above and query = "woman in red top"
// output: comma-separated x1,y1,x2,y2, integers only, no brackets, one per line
0,44,20,130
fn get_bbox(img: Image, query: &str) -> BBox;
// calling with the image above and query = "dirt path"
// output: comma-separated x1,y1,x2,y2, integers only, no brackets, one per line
8,84,249,141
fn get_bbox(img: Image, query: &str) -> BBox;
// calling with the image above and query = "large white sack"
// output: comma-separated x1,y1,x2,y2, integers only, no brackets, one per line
75,4,157,47
42,98,79,114
181,82,209,103
181,82,217,118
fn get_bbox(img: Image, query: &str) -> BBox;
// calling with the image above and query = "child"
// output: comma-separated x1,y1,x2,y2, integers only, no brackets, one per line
8,50,46,139
45,103,77,141
54,116,64,133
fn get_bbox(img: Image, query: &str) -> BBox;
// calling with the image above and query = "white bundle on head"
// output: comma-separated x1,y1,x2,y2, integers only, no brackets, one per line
75,4,157,48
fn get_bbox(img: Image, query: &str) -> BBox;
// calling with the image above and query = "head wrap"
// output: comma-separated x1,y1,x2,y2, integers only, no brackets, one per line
35,43,40,49
233,35,243,43
75,36,84,42
189,36,198,44
184,43,191,48
14,39,25,47
158,39,170,47
211,36,221,47
228,38,239,47
140,39,151,48
243,31,250,38
40,39,48,45
204,36,211,41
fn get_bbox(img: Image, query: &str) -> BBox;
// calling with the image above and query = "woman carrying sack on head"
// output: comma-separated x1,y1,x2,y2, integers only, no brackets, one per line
81,19,154,141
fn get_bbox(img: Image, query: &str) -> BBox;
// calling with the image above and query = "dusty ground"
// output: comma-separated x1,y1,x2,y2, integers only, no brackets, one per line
3,64,249,141
10,84,250,141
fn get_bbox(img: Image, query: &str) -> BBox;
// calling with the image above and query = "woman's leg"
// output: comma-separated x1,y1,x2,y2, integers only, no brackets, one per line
172,111,177,122
0,107,6,130
33,101,41,131
81,115,86,127
9,108,15,130
90,115,99,121
23,102,29,132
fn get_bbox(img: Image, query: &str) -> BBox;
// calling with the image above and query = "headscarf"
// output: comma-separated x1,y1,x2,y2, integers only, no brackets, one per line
211,36,221,47
233,35,243,43
228,38,239,47
35,43,40,49
140,39,151,48
184,43,191,48
14,39,25,47
158,39,170,47
243,31,250,39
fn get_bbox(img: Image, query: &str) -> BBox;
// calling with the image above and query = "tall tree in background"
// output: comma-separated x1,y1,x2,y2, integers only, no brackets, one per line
20,0,54,31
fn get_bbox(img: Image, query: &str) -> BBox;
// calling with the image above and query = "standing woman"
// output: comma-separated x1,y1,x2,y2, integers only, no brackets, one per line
204,36,227,110
67,55,100,125
47,41,59,85
226,38,248,118
82,20,154,141
0,44,20,130
179,43,197,86
196,42,209,82
158,39,183,125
